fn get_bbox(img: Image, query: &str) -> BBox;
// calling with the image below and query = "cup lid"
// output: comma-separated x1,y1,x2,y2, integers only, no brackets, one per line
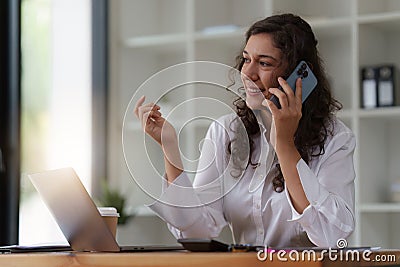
97,207,120,217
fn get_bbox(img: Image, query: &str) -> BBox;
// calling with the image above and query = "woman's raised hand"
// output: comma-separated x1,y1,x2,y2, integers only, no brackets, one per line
134,96,184,181
134,95,177,146
262,77,302,152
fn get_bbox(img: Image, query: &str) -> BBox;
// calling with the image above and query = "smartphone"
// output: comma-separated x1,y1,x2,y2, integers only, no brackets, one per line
269,60,318,109
177,238,230,252
177,238,263,252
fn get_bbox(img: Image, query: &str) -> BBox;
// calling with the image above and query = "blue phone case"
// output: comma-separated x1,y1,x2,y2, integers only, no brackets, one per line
270,60,318,109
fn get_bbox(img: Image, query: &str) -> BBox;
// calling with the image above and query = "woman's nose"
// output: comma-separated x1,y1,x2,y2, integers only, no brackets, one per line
242,62,258,81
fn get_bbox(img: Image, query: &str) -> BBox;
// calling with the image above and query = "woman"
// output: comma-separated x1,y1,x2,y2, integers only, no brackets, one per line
134,13,355,247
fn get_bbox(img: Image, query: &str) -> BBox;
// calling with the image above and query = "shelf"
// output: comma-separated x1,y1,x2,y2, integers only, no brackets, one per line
358,107,400,119
358,11,400,25
123,33,187,49
194,27,246,41
310,17,352,26
360,203,400,213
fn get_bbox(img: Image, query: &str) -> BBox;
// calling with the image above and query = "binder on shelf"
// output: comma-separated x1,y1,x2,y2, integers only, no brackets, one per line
361,65,397,108
361,66,378,109
377,65,396,107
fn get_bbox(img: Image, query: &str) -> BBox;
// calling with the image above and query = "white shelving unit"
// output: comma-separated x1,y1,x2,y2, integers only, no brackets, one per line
109,0,400,247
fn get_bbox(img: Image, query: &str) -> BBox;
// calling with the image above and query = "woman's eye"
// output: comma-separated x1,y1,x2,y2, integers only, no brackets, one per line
260,61,271,67
243,57,250,63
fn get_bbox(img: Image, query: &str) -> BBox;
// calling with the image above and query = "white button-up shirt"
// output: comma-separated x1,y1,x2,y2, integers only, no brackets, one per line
149,113,356,247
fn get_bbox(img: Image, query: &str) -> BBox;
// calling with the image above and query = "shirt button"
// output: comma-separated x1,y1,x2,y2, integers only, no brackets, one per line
256,204,261,209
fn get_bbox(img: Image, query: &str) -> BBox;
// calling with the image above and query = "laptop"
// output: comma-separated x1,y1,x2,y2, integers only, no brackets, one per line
22,167,183,253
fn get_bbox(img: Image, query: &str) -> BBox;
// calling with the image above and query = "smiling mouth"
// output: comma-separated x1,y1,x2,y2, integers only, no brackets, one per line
247,88,261,93
246,86,266,93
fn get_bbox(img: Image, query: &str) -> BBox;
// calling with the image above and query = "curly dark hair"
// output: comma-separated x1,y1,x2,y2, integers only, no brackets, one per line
228,13,342,192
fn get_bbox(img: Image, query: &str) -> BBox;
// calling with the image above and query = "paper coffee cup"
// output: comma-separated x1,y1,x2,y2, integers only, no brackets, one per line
98,207,120,238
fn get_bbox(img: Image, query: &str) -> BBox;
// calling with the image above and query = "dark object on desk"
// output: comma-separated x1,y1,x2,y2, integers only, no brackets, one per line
178,239,230,252
177,239,263,252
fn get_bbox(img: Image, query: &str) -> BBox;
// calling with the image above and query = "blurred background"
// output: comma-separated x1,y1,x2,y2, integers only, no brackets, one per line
1,0,400,249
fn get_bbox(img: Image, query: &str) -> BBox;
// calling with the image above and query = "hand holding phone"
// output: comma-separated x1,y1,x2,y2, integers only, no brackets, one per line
269,61,317,109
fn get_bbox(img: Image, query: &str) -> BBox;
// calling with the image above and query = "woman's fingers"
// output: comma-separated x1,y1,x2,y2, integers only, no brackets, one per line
141,105,160,125
134,97,162,129
269,77,302,110
295,77,302,104
278,77,295,100
133,96,176,146
263,98,278,114
151,109,162,119
269,87,288,109
134,95,146,118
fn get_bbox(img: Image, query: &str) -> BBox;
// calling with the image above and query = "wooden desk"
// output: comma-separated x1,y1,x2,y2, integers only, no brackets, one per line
0,250,399,267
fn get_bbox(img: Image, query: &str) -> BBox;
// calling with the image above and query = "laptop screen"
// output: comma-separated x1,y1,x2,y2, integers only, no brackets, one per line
29,168,120,252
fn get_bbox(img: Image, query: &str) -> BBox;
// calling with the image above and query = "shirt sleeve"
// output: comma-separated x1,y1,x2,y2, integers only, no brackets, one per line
147,120,228,239
285,129,356,247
